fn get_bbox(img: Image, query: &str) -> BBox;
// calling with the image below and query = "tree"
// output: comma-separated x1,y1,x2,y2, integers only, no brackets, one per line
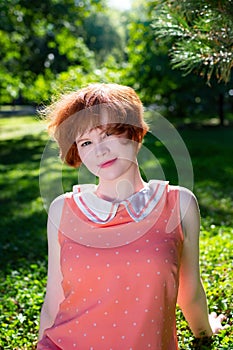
150,0,233,125
151,0,233,84
0,0,105,104
124,0,226,123
81,11,124,64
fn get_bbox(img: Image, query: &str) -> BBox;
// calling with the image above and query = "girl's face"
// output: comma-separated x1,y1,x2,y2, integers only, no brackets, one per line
76,127,139,182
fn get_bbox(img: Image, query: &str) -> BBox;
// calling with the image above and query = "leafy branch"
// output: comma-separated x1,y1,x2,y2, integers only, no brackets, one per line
151,0,233,83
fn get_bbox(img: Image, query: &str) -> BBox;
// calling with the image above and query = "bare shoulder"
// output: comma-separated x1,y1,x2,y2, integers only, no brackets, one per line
178,186,200,235
49,193,65,212
179,186,199,209
48,194,66,228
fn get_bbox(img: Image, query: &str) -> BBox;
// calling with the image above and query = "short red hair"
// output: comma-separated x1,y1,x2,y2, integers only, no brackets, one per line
43,83,149,168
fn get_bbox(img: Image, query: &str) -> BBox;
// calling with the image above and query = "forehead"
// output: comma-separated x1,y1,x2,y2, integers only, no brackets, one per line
76,126,104,140
65,104,127,139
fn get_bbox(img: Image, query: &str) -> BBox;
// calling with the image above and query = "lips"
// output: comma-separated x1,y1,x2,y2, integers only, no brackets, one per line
99,158,117,168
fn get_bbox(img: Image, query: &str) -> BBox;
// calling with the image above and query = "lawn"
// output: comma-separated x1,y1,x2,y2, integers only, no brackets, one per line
0,115,232,349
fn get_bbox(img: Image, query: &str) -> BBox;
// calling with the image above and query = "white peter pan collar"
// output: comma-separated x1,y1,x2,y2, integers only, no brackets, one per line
73,180,168,224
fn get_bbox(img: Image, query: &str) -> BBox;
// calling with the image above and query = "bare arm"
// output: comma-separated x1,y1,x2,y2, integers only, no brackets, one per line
38,195,65,340
177,188,214,337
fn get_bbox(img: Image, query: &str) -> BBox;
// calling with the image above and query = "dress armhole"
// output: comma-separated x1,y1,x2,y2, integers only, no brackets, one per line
166,185,185,242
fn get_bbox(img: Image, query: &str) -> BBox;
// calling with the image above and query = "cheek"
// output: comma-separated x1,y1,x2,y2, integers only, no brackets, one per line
78,147,94,165
118,141,138,160
110,137,136,149
78,149,100,176
119,137,138,150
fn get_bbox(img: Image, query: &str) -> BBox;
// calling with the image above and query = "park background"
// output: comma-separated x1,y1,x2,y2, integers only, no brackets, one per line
0,0,233,349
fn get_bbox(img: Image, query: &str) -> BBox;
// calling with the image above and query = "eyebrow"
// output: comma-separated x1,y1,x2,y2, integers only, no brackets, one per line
76,137,90,144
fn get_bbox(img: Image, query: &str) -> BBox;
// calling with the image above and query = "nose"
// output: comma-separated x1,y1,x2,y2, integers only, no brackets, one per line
95,140,109,157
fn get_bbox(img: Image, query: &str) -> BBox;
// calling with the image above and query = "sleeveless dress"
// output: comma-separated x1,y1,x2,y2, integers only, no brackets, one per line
37,180,184,350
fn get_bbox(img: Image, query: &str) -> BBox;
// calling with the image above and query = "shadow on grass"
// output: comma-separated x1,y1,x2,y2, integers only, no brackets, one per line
1,127,233,272
0,122,233,349
189,337,217,350
144,127,233,226
0,134,48,270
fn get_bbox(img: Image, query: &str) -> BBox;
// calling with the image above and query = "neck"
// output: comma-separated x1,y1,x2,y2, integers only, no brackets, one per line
96,167,145,202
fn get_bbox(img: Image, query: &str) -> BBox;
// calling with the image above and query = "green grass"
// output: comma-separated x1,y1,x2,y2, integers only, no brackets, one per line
0,116,232,349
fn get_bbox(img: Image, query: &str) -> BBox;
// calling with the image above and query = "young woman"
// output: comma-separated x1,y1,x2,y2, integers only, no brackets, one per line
37,83,226,349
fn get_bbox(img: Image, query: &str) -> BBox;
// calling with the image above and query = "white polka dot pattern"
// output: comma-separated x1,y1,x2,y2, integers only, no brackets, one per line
37,184,183,350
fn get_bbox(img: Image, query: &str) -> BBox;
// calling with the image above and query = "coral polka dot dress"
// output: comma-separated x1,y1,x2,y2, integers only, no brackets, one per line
37,180,184,350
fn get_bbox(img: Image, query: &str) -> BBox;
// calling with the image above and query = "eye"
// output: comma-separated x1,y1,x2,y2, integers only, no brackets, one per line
80,141,91,147
105,131,112,137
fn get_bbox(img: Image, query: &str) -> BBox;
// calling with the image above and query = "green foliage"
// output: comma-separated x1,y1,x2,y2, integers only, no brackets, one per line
124,0,233,123
1,0,233,126
0,0,127,105
0,262,47,350
23,58,126,104
0,116,232,348
125,1,167,104
152,0,233,83
81,11,124,64
176,227,233,349
0,0,110,104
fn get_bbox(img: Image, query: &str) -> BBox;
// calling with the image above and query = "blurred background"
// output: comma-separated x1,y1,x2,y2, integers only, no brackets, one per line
1,0,233,125
0,1,232,349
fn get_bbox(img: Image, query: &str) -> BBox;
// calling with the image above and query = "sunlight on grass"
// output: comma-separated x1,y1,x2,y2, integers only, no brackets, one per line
0,116,46,140
0,116,232,349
